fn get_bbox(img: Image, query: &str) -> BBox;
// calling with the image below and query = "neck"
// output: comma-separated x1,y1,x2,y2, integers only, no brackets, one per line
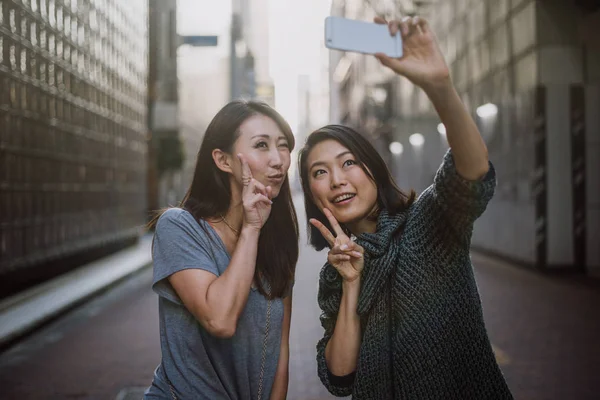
222,202,243,234
207,182,244,238
347,203,379,235
223,179,244,234
347,218,377,236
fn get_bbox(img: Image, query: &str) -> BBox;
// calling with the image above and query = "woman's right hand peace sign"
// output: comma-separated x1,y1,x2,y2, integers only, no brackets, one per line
310,209,364,283
238,153,273,231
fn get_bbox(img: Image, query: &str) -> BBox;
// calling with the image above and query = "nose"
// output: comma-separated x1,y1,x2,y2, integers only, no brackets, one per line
269,148,284,170
330,169,347,189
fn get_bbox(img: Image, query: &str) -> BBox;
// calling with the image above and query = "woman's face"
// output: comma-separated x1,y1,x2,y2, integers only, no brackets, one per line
306,139,378,233
232,114,291,198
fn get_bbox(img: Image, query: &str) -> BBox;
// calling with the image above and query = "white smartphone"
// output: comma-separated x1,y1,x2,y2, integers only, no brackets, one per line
324,16,403,58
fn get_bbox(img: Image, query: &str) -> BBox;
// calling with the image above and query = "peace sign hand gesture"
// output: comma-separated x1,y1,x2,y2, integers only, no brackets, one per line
310,209,364,283
238,153,273,231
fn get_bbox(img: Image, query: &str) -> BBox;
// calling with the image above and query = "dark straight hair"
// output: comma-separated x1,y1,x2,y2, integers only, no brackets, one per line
148,100,299,299
298,124,416,251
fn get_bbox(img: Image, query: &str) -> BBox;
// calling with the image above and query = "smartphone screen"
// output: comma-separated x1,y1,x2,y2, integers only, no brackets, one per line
325,16,402,58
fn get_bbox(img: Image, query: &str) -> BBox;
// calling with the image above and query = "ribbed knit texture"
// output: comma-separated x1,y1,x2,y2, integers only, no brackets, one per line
316,150,513,399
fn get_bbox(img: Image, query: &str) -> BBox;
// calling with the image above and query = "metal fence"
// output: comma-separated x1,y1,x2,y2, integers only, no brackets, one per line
0,0,148,290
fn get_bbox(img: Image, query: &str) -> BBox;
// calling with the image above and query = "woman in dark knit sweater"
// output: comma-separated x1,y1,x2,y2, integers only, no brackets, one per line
297,16,513,399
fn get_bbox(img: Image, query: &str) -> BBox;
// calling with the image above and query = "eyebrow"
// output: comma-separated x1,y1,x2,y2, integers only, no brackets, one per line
251,134,288,141
309,150,353,170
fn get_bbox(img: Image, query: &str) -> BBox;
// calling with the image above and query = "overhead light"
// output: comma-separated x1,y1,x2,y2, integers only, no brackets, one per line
437,123,446,135
476,103,498,118
389,141,403,155
409,133,425,147
371,88,387,103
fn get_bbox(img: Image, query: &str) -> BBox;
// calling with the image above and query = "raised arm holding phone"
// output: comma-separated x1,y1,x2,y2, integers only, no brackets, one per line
298,16,514,399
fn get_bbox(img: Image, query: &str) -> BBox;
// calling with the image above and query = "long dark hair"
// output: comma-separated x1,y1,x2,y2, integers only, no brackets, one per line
148,100,299,299
298,124,416,251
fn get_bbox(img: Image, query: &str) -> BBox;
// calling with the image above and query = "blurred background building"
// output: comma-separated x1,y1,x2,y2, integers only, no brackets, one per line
163,0,276,207
0,0,148,298
147,0,179,212
1,0,598,316
329,0,600,277
0,0,286,298
230,0,273,104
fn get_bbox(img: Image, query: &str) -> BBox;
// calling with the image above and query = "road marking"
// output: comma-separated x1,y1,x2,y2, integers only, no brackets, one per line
492,344,510,366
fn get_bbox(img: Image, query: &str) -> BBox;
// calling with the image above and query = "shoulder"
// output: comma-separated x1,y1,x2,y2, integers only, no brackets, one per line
155,208,212,242
156,208,200,231
157,207,192,224
403,200,425,226
401,200,444,239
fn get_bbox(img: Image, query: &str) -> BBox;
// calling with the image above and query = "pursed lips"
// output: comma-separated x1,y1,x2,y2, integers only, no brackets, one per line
266,173,285,183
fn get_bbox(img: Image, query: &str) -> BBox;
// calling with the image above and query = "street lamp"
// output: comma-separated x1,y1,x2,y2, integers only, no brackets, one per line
389,141,404,155
409,133,425,147
437,123,446,135
476,103,498,118
371,87,388,104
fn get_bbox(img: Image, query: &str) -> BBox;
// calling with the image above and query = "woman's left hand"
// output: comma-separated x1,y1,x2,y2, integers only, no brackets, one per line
374,16,451,93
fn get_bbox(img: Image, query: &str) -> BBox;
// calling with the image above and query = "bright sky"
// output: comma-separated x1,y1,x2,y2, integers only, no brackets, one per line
177,0,331,133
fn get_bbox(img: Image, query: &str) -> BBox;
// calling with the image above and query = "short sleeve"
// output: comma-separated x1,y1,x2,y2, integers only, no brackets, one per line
419,149,496,242
151,208,221,305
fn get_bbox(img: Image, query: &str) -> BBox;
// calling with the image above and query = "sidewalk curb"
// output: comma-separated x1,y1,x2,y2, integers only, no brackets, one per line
0,235,153,349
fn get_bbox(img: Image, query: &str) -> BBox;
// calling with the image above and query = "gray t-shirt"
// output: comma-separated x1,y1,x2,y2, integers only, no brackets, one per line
144,208,288,400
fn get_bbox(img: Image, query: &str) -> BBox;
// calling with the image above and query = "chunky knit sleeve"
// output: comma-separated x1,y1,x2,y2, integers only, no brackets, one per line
420,149,496,243
315,262,354,397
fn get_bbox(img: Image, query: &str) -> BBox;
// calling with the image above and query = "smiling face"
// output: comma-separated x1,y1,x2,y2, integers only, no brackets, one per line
230,114,291,198
306,139,379,234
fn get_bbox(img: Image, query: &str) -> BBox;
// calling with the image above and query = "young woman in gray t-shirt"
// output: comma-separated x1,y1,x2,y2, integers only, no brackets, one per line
144,100,299,400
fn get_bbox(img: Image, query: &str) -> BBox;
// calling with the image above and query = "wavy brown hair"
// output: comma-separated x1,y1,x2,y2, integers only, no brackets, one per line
298,124,416,251
148,100,299,299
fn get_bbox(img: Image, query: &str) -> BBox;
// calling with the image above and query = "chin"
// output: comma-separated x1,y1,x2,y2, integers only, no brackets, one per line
270,186,283,199
328,208,358,224
332,202,375,223
256,178,285,198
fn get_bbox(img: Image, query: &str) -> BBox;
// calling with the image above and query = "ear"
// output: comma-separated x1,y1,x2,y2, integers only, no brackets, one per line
212,149,235,174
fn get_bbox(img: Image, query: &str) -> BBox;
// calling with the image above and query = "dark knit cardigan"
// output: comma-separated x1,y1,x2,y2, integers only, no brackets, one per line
316,150,513,399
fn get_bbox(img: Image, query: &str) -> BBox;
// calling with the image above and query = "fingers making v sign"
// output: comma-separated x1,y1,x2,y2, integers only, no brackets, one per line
238,153,273,231
310,208,364,283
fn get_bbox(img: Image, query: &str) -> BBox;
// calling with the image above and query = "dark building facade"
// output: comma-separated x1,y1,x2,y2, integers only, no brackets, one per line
0,0,148,297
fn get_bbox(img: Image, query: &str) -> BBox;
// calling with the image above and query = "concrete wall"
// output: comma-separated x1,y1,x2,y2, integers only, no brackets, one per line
582,12,600,277
470,88,538,264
